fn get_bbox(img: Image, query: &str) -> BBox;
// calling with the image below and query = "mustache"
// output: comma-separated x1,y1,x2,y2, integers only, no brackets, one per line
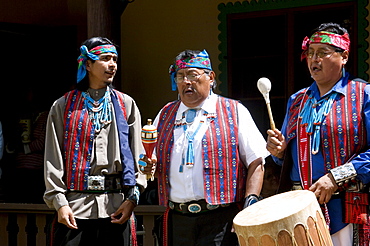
183,86,197,93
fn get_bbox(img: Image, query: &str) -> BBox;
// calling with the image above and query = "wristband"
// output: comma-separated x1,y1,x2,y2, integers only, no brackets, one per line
243,194,261,209
329,163,357,187
125,185,140,206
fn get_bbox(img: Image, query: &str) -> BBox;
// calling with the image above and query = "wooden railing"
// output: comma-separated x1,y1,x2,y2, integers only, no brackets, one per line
0,203,166,246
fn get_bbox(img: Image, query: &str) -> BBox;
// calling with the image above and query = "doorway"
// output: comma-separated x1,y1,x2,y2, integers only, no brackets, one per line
0,22,76,203
226,2,356,135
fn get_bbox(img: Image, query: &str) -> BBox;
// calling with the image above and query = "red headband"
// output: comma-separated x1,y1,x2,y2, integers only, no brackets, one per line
301,31,350,60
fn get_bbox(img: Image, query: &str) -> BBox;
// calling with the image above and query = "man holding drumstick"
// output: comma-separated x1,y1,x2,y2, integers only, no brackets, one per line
267,22,370,246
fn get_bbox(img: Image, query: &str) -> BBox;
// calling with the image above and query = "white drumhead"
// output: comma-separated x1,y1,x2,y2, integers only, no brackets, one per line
234,190,316,226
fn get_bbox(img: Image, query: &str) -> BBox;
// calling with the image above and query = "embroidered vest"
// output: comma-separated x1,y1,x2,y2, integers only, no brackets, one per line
285,79,367,171
63,89,136,190
156,97,247,206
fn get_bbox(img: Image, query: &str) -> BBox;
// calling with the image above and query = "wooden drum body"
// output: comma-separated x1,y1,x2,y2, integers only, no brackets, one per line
233,190,333,246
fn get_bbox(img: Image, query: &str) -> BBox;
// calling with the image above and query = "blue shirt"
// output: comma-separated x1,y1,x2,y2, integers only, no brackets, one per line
274,72,370,233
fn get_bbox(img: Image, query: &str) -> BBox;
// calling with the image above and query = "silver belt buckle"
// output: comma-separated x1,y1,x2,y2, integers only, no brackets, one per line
188,203,202,213
87,176,105,190
206,204,219,210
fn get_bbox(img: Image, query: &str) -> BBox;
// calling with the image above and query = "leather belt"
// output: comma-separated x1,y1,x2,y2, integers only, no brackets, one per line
68,174,124,193
292,181,304,191
168,199,230,214
291,181,341,199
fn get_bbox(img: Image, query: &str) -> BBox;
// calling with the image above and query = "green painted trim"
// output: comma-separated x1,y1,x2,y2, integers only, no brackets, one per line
218,0,369,96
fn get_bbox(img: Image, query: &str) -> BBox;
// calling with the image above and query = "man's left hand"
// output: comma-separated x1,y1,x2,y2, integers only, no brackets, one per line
110,200,135,224
309,173,338,204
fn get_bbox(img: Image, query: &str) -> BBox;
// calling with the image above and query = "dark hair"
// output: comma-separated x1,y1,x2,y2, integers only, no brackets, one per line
174,49,217,90
175,49,202,61
83,37,116,50
310,23,349,52
311,22,348,36
76,37,117,91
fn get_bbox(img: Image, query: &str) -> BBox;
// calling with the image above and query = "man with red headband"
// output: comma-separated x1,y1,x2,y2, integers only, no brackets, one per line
267,22,370,245
43,37,146,245
141,49,268,245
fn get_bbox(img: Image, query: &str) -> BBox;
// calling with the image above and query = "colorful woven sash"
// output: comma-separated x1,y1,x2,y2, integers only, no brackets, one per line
64,90,93,190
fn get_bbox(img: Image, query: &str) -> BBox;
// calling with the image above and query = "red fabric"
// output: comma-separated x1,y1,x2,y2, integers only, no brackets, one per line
130,213,138,246
162,208,170,246
297,120,312,190
359,220,370,246
344,192,369,224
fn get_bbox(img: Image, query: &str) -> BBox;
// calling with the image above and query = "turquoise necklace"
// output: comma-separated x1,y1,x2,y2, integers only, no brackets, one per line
299,91,338,154
82,88,112,133
179,109,204,172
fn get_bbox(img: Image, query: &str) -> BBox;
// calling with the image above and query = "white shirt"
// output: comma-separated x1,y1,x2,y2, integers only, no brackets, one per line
154,93,269,203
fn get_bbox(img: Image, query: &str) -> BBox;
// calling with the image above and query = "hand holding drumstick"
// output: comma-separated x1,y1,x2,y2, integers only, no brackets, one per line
257,77,286,158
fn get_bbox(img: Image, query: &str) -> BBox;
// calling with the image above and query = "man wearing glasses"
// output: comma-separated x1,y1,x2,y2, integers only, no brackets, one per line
267,23,370,246
141,49,268,245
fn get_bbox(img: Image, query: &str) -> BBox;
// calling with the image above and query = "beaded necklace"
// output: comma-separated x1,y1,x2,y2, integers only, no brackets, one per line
82,87,112,133
180,109,204,172
299,91,338,154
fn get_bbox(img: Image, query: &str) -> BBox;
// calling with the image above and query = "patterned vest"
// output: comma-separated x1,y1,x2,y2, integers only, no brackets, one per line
63,89,136,190
156,96,247,206
285,79,367,171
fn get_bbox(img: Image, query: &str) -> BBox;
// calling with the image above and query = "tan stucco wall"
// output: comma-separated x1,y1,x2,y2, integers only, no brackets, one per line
121,0,241,121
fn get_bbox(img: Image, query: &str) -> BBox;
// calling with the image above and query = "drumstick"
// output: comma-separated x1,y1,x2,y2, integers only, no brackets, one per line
257,77,276,130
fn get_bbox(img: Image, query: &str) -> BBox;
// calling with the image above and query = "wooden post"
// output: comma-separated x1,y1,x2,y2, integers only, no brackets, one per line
86,0,129,90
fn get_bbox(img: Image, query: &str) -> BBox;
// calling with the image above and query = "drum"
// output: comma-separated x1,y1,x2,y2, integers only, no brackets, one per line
233,190,333,246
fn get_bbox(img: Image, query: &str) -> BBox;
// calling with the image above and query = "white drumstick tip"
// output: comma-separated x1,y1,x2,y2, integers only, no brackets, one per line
257,77,271,95
257,77,276,130
257,77,271,103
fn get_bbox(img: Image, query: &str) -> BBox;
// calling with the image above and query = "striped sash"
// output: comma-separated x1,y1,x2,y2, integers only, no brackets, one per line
64,90,93,190
156,101,180,205
202,97,245,205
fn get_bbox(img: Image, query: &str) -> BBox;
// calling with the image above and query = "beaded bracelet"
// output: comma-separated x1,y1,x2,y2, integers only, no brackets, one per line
126,185,140,206
243,194,261,209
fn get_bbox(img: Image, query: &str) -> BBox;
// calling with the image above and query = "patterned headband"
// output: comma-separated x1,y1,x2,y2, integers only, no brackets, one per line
301,31,350,60
168,49,212,91
77,44,118,83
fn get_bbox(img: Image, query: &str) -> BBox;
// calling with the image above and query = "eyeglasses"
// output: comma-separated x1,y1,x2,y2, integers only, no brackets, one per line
306,50,337,59
175,72,205,83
